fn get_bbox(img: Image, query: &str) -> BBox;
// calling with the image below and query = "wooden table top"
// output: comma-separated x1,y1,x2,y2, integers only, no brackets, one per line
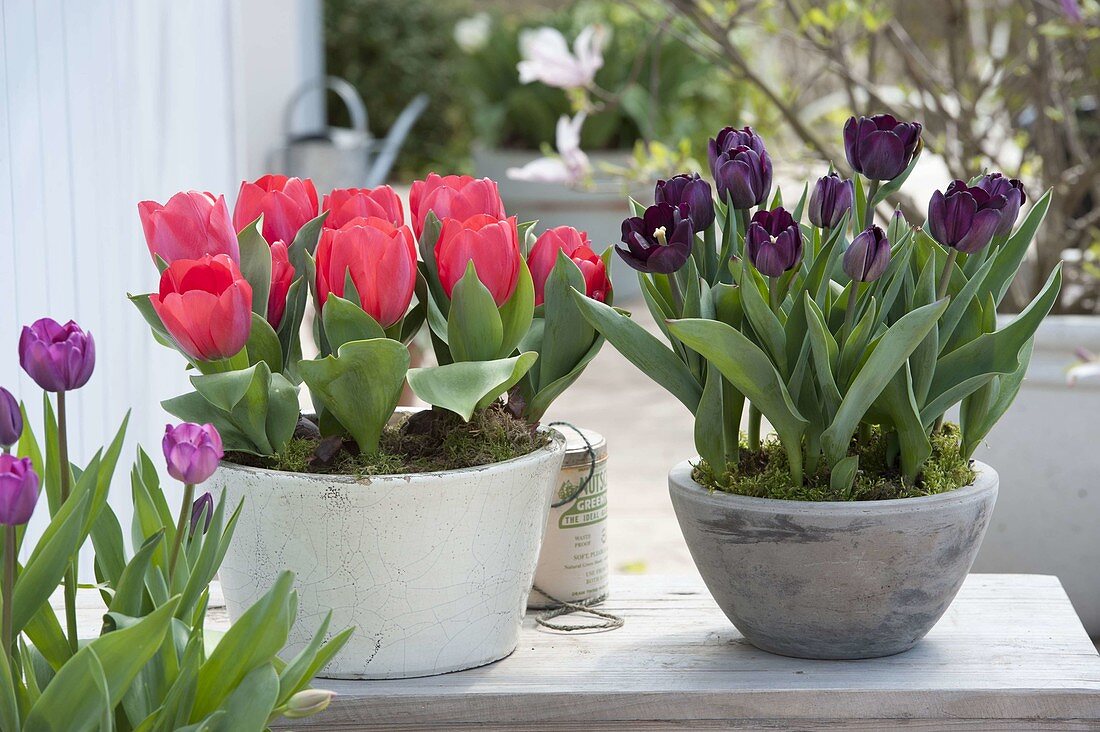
69,574,1100,730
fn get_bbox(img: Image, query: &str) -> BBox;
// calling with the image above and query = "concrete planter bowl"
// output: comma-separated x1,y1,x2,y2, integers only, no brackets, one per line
669,460,998,659
211,431,566,679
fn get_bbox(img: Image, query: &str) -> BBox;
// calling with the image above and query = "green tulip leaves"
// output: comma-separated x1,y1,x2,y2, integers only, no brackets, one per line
408,353,539,422
299,339,411,454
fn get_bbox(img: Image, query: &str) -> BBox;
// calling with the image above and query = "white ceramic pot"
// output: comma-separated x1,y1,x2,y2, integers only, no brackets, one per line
212,431,567,679
966,315,1100,635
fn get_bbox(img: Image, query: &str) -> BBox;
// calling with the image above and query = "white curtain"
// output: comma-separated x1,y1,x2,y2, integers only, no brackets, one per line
0,0,321,566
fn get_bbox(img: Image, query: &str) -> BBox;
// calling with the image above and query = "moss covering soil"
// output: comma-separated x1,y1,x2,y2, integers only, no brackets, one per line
227,404,549,477
692,423,976,502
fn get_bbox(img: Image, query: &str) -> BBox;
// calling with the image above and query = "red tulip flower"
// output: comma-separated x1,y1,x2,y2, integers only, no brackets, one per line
323,186,404,229
233,175,319,245
268,241,295,329
435,215,521,306
138,190,239,265
528,226,610,306
315,217,417,328
410,174,506,238
151,255,253,362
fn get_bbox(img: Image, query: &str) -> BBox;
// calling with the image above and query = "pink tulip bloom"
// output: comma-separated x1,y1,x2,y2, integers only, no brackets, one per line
435,215,521,306
138,191,239,265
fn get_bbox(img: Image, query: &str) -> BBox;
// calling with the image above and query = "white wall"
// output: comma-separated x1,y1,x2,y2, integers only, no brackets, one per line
0,0,321,565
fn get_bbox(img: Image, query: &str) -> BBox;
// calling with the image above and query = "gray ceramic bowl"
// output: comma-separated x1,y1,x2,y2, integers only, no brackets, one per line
669,460,998,659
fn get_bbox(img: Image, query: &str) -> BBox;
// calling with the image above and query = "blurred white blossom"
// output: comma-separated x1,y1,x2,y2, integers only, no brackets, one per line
507,112,591,186
454,13,491,53
517,25,607,90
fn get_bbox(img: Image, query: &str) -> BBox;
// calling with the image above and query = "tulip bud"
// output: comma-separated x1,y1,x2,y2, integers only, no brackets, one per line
190,492,214,537
323,186,405,229
315,217,418,327
234,175,319,245
410,174,506,239
844,225,891,282
0,455,39,526
616,203,694,274
138,191,240,266
528,227,611,306
434,215,522,306
0,388,21,449
927,180,1007,254
163,423,224,485
745,207,803,278
267,241,295,329
975,173,1026,237
808,172,854,229
19,318,96,393
151,255,253,362
843,114,922,181
284,689,336,719
708,127,772,210
655,173,715,232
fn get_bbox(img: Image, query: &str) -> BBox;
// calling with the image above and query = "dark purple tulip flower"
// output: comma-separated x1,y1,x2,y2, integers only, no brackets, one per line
746,207,803,278
708,126,772,209
0,455,39,526
616,202,695,274
928,180,1008,254
190,491,214,537
655,173,714,231
844,225,891,282
163,422,224,485
808,172,855,229
843,114,923,181
18,318,96,393
708,126,767,170
975,173,1026,237
0,388,21,449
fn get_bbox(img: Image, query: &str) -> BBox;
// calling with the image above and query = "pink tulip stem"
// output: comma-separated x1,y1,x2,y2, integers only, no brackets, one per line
2,524,13,668
168,482,195,582
57,392,78,654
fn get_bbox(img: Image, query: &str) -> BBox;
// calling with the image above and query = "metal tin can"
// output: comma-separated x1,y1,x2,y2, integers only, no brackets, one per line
528,427,609,609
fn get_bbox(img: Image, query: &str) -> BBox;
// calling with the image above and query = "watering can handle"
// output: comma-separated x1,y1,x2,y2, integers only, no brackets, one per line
283,76,369,138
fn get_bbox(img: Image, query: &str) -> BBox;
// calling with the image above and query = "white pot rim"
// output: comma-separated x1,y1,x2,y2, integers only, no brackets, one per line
669,459,997,515
218,428,566,485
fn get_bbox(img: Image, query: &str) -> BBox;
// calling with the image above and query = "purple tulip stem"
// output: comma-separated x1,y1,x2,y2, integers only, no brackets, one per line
2,524,13,668
842,283,860,347
863,180,880,230
667,272,685,316
769,277,781,314
937,249,959,301
168,482,196,582
56,392,78,654
747,406,761,452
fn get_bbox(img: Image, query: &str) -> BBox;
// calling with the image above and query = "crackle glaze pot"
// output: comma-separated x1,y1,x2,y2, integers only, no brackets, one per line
669,460,998,659
213,431,566,679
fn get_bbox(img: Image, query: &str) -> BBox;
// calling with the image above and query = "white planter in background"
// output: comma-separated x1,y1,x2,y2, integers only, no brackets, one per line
212,432,566,679
968,315,1100,635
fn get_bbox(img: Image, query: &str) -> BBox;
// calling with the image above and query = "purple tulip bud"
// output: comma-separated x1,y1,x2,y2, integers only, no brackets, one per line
808,172,854,229
975,173,1026,237
162,422,224,485
190,492,214,537
928,180,1007,254
844,225,891,282
18,318,96,393
711,146,773,210
0,388,21,449
616,202,695,274
655,173,715,231
707,126,767,170
843,114,922,181
746,207,803,278
0,455,39,526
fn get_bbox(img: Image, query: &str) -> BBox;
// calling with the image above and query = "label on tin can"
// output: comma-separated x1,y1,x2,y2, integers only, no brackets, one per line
528,433,609,610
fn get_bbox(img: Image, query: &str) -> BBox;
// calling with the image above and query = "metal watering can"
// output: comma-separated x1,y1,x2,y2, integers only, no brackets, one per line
276,76,428,190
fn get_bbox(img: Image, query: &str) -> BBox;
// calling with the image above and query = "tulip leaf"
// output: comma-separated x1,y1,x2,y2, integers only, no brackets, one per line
214,663,280,731
189,364,274,454
523,333,604,423
694,363,727,471
980,188,1052,308
276,277,307,374
245,313,284,374
417,212,449,313
448,263,504,362
286,211,328,270
237,217,272,319
739,266,787,375
498,259,535,358
299,339,409,454
539,253,596,389
959,338,1033,459
277,613,353,705
877,364,932,481
24,598,180,732
830,455,859,496
666,318,808,482
408,352,539,421
571,290,702,414
322,294,386,353
804,296,842,421
0,644,17,732
821,298,948,466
